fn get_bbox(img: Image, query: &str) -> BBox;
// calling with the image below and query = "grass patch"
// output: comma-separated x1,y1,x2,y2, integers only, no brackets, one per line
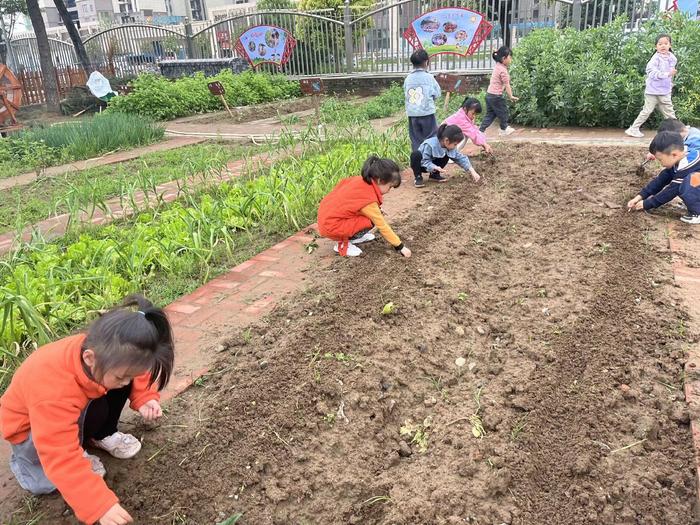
0,143,247,235
0,112,164,180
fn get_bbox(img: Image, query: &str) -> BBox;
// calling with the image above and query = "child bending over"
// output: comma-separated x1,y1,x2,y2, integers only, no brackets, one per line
645,118,700,162
411,124,481,188
628,131,700,224
0,294,175,525
318,156,412,258
443,97,493,155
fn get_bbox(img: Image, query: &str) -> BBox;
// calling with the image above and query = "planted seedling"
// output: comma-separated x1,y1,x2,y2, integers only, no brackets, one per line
361,495,391,507
510,415,528,441
457,292,468,301
217,514,243,525
400,417,432,453
381,302,396,315
469,387,485,439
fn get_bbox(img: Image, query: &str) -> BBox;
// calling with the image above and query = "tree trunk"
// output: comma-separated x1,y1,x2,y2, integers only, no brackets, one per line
53,0,91,73
25,0,60,112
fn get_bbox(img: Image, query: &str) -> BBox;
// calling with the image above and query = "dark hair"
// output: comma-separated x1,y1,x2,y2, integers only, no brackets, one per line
436,123,464,144
361,155,402,187
658,118,686,133
83,294,174,391
461,97,482,114
410,49,429,67
655,34,673,54
492,46,512,63
649,131,684,155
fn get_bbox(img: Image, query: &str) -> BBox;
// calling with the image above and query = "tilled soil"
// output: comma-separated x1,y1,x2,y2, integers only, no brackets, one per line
3,143,698,525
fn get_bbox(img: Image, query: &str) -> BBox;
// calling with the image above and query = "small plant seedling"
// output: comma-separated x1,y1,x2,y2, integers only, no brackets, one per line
469,387,485,439
323,412,336,426
193,375,208,387
597,242,612,254
510,415,528,441
400,417,432,453
217,514,243,525
457,292,468,301
305,240,319,254
537,288,547,298
242,328,252,345
323,352,353,363
381,302,396,315
361,495,391,507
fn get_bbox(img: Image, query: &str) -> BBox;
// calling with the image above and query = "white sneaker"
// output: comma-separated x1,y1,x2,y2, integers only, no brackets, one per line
350,231,376,244
499,126,516,136
91,432,142,459
680,214,700,224
83,451,106,477
333,242,362,257
625,128,644,138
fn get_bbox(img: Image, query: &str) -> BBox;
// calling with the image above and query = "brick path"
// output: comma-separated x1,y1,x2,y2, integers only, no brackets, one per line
0,137,206,192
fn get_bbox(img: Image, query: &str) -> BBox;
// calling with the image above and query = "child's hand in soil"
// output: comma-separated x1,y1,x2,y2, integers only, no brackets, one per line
627,195,642,210
138,400,162,422
400,246,412,258
469,168,481,183
434,166,446,173
482,144,493,155
631,200,644,211
100,503,133,525
646,153,656,161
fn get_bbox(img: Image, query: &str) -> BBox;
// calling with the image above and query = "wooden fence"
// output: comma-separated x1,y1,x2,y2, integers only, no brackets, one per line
17,66,88,106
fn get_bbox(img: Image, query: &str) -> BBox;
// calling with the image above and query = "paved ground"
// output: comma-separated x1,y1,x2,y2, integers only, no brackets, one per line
0,126,681,517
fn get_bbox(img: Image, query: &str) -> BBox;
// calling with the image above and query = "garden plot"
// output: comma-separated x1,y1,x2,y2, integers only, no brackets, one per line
5,142,696,524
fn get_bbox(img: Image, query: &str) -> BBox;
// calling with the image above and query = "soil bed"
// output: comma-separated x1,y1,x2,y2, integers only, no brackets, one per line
3,143,698,525
172,97,324,125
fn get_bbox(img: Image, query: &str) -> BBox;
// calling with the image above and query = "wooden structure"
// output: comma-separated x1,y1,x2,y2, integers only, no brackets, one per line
0,64,23,132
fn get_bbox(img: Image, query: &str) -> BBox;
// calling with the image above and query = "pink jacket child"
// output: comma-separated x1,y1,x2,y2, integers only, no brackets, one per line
443,97,493,154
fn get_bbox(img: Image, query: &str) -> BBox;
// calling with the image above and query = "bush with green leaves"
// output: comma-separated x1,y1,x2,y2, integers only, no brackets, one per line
510,13,700,128
320,84,405,124
108,69,302,120
0,112,164,180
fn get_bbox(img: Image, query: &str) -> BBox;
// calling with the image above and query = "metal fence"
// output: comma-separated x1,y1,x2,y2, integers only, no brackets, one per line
7,0,658,78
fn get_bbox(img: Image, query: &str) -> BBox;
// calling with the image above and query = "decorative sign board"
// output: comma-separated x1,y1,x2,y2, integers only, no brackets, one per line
403,8,493,57
234,25,296,68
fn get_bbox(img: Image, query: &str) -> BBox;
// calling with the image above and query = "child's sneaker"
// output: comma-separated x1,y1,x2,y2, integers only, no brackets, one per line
333,242,362,257
499,126,516,136
680,214,700,224
350,230,375,244
91,432,142,459
625,127,644,138
83,451,106,477
428,172,447,182
414,175,425,188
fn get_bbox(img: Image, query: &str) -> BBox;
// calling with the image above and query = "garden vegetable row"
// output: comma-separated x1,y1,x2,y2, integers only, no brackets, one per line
0,127,408,391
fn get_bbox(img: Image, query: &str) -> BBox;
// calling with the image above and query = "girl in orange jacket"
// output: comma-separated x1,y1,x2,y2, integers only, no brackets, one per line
0,294,175,525
318,156,412,258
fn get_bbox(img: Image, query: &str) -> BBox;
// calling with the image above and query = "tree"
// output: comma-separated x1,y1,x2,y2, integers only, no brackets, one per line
25,0,60,111
53,0,91,72
0,0,27,66
257,0,295,26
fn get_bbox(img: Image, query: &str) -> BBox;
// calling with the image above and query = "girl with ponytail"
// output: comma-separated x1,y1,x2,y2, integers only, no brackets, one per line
480,46,518,137
318,155,412,258
1,294,175,525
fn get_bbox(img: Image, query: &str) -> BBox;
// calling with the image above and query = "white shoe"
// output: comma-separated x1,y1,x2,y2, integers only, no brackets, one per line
83,451,106,477
680,214,700,224
625,127,644,138
350,231,375,244
333,242,362,257
91,432,142,459
499,126,516,136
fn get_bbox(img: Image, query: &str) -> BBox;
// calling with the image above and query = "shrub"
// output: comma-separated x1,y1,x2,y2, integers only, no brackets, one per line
320,84,405,124
510,13,700,128
108,70,302,120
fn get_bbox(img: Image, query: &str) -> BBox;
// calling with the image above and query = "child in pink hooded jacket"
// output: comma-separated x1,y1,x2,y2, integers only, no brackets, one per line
443,97,493,154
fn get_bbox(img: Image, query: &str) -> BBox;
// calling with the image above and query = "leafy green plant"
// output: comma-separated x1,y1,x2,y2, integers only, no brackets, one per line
108,70,301,120
320,84,405,124
400,417,432,453
511,13,700,128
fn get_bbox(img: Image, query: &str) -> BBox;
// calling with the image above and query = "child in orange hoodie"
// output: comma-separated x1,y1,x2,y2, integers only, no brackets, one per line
317,155,412,258
0,294,175,525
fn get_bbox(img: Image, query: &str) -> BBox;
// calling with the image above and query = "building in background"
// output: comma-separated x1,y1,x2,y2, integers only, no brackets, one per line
76,0,116,25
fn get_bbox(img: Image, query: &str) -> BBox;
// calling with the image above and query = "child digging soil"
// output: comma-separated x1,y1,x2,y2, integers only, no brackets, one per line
317,156,412,258
627,131,700,224
411,124,481,188
0,294,174,525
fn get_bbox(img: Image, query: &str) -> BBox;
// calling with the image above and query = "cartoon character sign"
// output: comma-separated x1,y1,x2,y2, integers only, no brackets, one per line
235,25,296,68
403,7,493,57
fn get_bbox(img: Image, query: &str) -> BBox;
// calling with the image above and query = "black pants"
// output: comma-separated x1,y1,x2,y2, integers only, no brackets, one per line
81,383,131,445
480,93,509,131
408,114,438,151
410,151,449,180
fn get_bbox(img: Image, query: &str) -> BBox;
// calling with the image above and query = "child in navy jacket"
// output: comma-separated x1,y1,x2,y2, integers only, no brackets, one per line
628,131,700,224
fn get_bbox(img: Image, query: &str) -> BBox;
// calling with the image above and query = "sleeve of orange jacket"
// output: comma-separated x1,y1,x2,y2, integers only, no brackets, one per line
129,371,160,411
359,203,401,247
29,400,118,524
